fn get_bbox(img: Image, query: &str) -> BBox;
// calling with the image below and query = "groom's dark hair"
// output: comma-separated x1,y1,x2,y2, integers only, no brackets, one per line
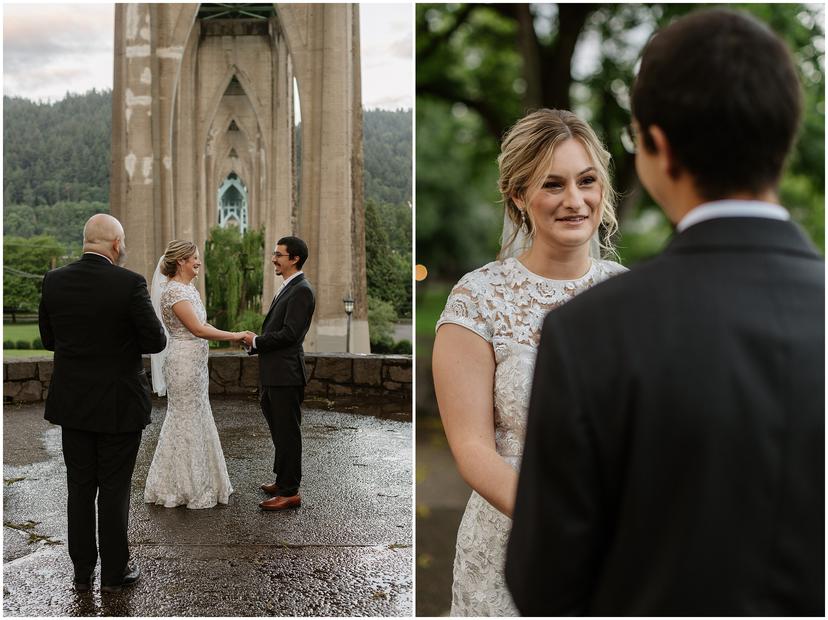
631,9,802,200
278,236,309,269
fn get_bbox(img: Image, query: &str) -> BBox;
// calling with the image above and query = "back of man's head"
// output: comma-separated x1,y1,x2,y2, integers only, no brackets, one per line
631,9,802,200
83,214,123,248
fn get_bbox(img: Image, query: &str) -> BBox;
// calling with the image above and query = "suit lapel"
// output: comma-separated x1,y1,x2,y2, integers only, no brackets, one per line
265,273,305,321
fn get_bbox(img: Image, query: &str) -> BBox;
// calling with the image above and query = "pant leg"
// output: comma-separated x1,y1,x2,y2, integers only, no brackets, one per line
61,428,99,576
96,431,142,585
260,388,279,476
264,385,303,496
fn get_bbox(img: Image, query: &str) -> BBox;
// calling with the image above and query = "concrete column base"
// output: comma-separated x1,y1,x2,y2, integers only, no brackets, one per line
312,317,370,353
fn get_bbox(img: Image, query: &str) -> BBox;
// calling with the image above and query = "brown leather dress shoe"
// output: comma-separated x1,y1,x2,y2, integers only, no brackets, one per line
260,481,280,495
259,494,301,511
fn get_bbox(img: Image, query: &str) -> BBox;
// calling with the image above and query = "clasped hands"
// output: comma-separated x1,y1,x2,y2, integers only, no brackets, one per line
237,331,257,348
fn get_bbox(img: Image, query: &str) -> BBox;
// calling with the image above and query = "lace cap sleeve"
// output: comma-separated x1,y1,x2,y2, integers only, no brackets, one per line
161,281,192,310
435,269,493,342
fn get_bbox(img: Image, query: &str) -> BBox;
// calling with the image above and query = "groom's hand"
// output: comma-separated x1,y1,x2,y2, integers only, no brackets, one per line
242,331,257,348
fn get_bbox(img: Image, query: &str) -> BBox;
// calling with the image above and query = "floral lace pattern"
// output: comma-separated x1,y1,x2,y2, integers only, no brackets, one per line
144,280,233,509
437,257,626,616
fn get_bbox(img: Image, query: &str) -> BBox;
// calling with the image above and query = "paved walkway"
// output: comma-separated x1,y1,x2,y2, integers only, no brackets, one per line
3,397,412,616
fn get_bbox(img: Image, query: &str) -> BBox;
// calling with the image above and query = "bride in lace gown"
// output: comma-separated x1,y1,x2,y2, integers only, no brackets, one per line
144,241,250,509
432,109,627,616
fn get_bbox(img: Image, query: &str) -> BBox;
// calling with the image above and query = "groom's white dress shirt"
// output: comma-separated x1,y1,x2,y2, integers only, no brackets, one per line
678,200,790,232
253,270,304,350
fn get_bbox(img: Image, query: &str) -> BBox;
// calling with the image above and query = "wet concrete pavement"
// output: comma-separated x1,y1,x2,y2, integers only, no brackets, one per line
3,396,412,616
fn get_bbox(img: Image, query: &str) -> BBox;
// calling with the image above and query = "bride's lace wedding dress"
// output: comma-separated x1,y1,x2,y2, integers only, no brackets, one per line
437,256,626,616
144,280,233,509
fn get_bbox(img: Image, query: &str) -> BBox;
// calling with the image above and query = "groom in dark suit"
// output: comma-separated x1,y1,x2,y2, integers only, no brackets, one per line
244,235,316,511
506,9,824,616
39,214,167,593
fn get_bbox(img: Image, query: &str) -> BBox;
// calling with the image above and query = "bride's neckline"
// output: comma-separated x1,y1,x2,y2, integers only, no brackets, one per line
508,256,596,283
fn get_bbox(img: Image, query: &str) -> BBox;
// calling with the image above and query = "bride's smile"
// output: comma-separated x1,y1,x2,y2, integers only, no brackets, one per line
523,138,602,251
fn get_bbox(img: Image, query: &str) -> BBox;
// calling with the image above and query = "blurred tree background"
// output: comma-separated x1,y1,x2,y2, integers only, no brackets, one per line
415,6,824,614
416,1,824,411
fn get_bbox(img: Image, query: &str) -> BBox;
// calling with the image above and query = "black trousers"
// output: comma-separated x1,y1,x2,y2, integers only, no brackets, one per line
61,427,142,584
260,385,304,496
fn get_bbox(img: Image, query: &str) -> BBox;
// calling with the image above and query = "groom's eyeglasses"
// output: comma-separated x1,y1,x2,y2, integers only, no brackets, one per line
272,252,291,258
621,124,638,154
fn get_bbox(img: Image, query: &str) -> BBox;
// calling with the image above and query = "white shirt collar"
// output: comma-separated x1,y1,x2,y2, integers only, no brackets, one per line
677,200,790,232
280,270,303,288
83,251,114,265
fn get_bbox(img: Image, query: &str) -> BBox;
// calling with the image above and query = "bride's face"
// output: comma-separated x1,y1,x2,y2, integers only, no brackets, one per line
520,138,602,252
178,251,201,280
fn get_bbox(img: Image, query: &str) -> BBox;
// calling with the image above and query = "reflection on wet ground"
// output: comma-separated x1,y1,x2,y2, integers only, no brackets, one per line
3,396,412,616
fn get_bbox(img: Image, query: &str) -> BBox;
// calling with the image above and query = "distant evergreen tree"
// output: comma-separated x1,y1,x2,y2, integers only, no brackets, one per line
363,108,413,208
3,90,112,206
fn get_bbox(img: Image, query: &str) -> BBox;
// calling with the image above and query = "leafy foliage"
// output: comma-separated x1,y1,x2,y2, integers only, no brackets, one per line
416,3,825,280
367,295,397,351
364,108,413,206
4,91,111,205
5,202,109,249
204,226,265,331
366,199,412,319
4,235,70,312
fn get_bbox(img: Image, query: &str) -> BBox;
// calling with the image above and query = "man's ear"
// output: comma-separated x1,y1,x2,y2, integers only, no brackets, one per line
648,125,681,180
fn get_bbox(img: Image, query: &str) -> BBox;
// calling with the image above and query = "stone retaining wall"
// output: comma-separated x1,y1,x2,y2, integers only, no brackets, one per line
3,352,411,409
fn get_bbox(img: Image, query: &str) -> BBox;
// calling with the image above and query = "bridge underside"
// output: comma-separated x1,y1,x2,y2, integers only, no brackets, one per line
111,3,369,352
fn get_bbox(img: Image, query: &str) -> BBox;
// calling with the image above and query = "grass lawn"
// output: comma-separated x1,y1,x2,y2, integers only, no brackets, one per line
4,349,52,359
4,323,40,342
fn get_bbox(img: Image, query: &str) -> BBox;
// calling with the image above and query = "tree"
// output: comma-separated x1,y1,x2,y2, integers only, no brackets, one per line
204,226,265,331
365,199,412,319
4,235,68,312
417,3,825,278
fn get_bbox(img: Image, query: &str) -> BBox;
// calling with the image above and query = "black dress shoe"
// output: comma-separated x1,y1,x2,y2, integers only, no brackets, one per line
101,564,140,593
73,573,93,593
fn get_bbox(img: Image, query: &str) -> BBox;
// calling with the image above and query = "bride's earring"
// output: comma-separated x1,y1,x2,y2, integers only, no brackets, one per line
520,209,527,230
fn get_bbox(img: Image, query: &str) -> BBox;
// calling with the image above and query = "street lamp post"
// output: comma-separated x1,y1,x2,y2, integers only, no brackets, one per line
343,293,354,353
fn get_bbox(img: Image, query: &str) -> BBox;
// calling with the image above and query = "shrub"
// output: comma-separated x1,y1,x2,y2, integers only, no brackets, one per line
232,309,264,334
368,295,396,352
16,340,31,349
371,340,396,354
392,339,412,354
4,340,15,349
33,337,43,349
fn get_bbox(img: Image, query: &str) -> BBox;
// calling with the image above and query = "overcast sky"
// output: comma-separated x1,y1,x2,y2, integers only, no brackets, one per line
2,3,413,110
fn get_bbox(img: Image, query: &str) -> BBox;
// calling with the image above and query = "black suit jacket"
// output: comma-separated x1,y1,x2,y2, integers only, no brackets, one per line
253,273,315,386
38,253,167,434
506,217,824,616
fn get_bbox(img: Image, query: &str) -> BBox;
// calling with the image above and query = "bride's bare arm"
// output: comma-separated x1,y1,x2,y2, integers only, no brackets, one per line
433,323,518,518
171,300,244,342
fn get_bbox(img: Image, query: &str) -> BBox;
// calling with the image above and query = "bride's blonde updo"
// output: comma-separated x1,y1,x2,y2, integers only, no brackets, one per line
497,108,619,258
160,240,197,278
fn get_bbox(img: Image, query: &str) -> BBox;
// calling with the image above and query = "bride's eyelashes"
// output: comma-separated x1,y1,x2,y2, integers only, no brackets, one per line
542,176,597,191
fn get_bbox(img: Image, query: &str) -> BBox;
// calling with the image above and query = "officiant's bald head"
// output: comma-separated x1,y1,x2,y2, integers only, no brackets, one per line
83,214,127,266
